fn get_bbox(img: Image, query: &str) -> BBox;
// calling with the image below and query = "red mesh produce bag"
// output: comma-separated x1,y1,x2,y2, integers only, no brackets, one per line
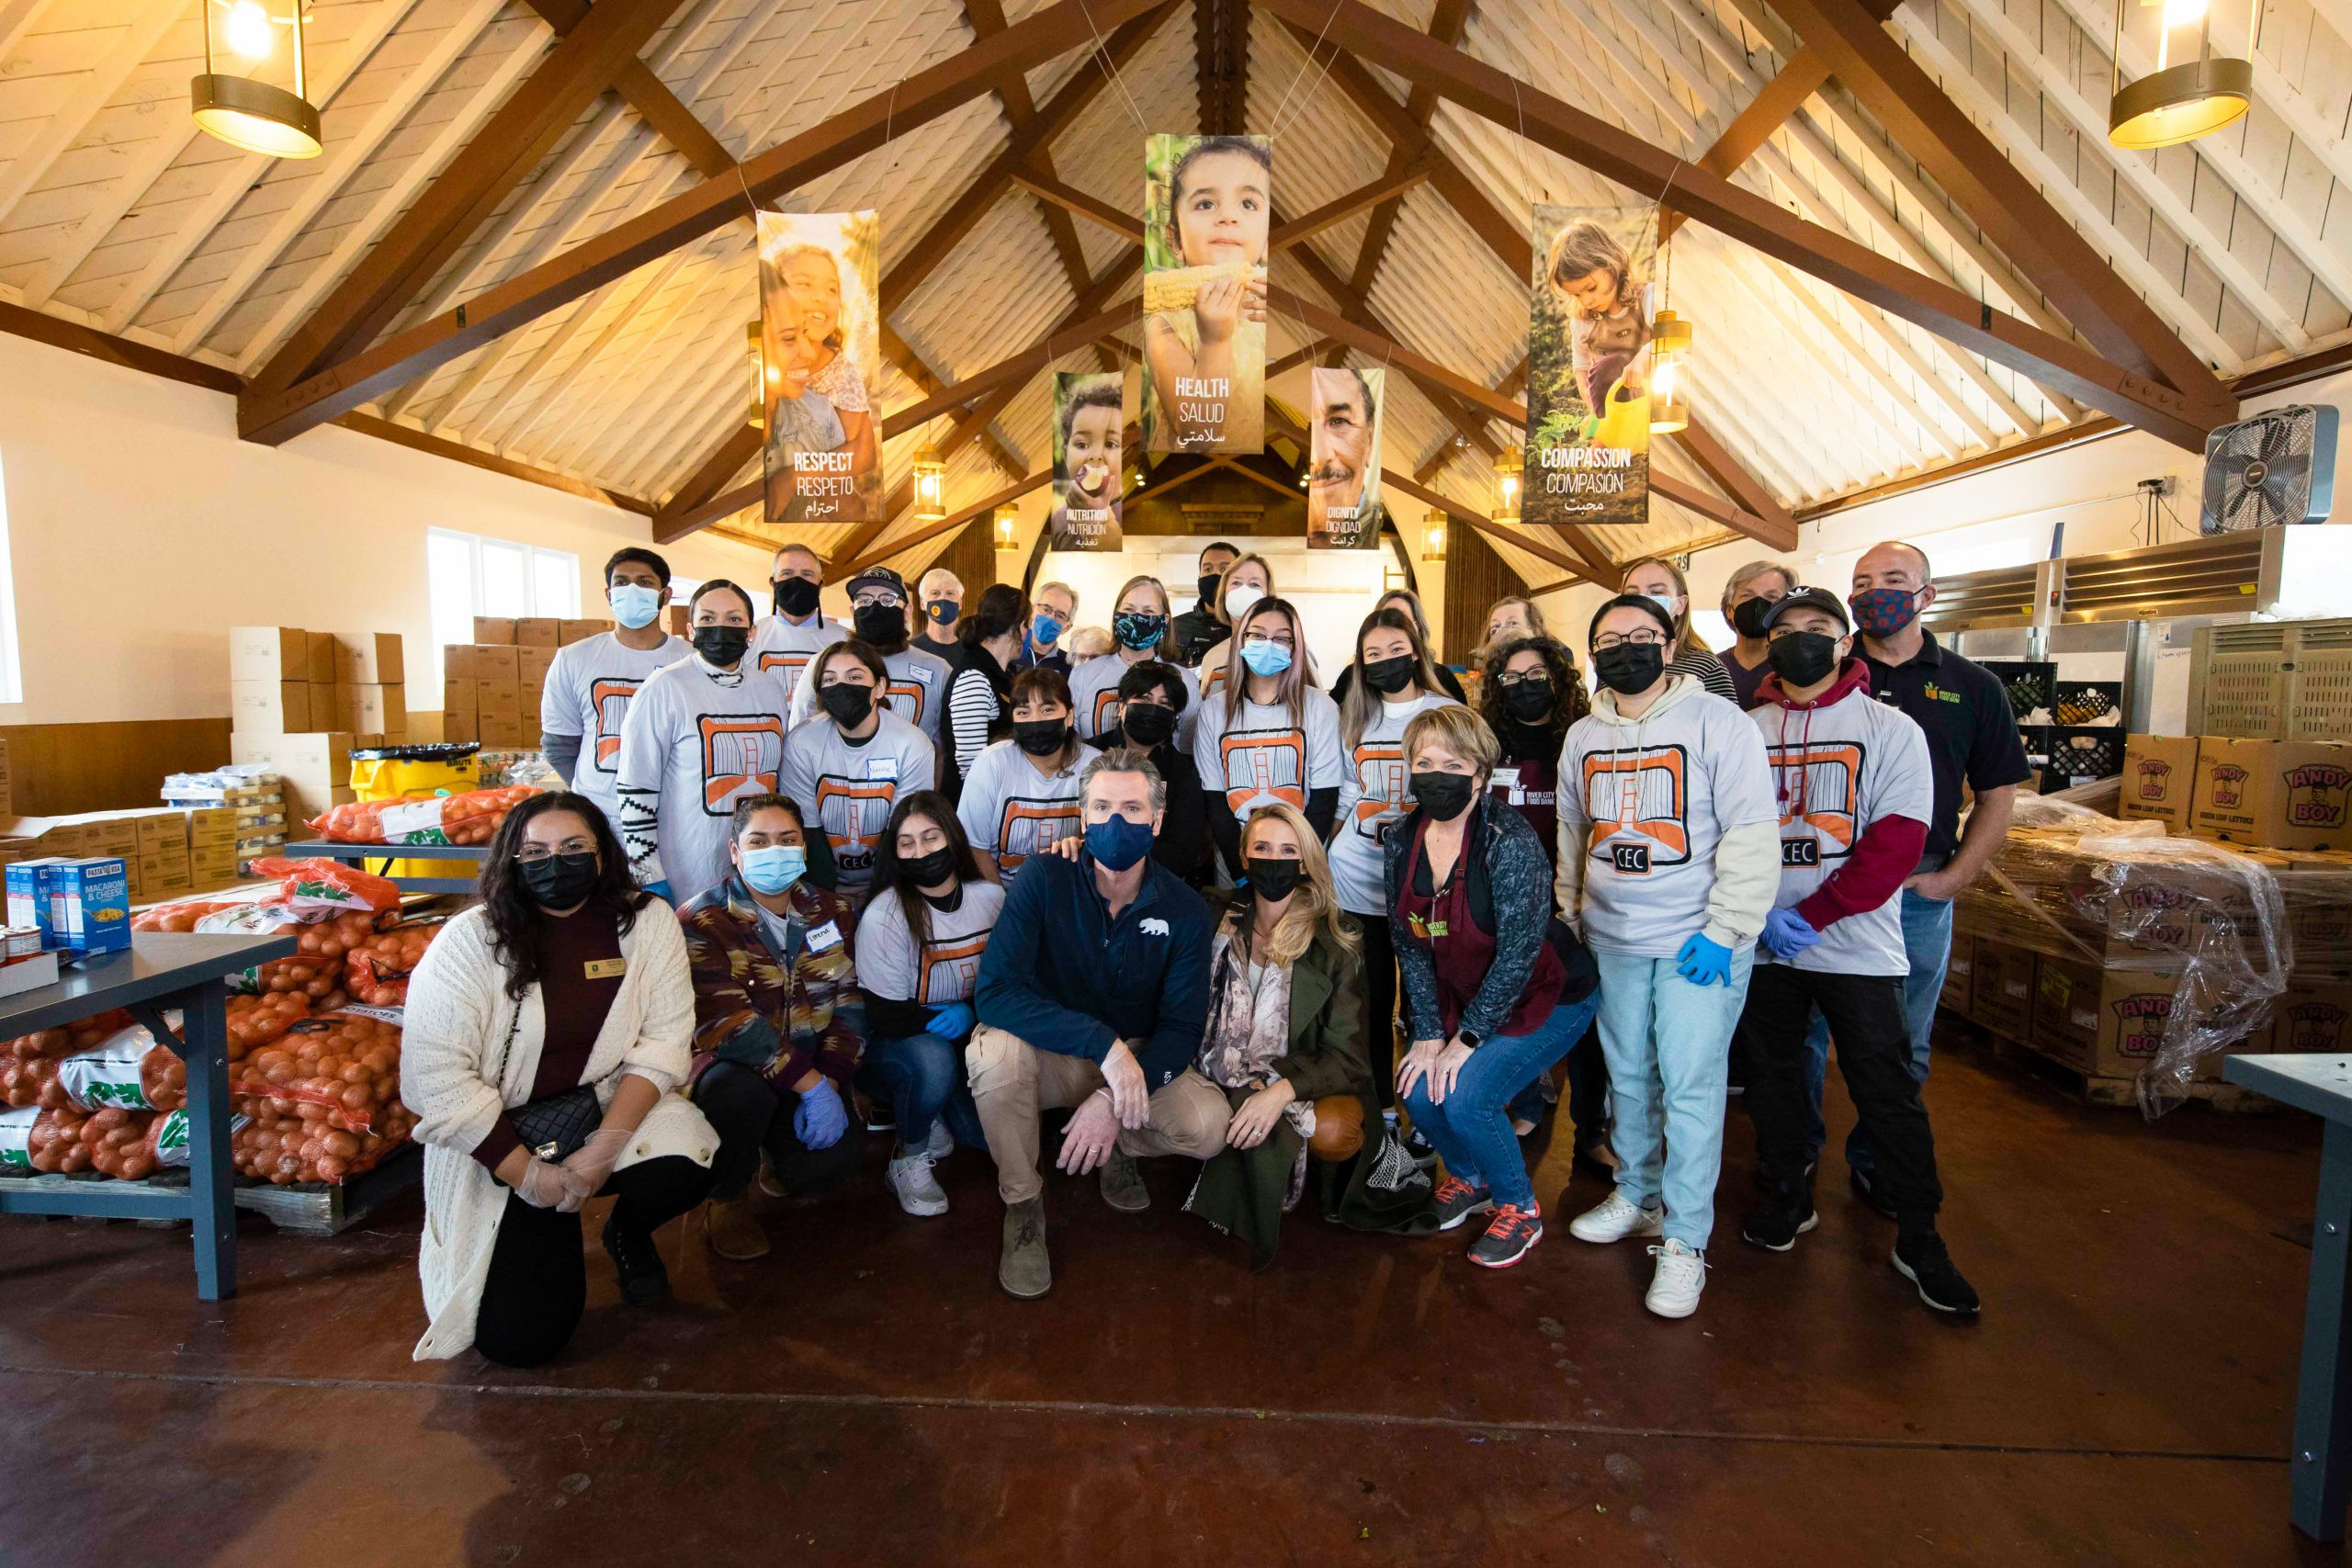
345,920,441,1008
306,785,538,847
131,900,247,933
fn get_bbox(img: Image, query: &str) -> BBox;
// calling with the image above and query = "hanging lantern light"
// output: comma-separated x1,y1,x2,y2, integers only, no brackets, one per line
746,321,767,432
1649,309,1692,435
2108,0,2256,150
191,0,322,159
912,447,948,525
1422,506,1449,563
1492,446,1523,524
993,503,1021,550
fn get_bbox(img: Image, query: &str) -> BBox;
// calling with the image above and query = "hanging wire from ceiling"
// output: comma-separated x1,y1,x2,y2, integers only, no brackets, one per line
1268,0,1346,139
1075,0,1149,133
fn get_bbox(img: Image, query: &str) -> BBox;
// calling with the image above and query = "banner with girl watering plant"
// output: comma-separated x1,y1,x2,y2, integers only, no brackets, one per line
1526,204,1653,530
760,209,884,525
1142,133,1270,456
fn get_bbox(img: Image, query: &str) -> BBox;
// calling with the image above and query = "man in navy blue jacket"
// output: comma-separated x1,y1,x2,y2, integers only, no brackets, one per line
972,748,1222,1298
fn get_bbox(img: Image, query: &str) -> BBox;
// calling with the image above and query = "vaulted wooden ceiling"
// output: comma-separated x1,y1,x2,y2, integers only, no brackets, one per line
1,0,2344,592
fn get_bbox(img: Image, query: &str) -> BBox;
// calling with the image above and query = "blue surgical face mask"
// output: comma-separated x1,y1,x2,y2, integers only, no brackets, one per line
1642,592,1683,622
1032,614,1065,647
1238,637,1293,678
1085,812,1154,872
609,583,663,630
739,843,806,896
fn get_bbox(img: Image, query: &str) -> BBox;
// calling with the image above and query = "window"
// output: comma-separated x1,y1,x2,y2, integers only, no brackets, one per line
427,527,581,679
0,450,20,703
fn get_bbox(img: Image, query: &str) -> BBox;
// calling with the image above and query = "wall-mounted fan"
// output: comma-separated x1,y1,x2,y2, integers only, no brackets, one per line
2199,403,2338,533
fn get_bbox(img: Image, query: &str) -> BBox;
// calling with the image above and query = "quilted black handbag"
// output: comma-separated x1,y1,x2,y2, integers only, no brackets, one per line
492,1003,601,1163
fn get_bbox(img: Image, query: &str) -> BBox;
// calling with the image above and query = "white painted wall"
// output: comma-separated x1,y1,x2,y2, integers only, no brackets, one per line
1532,369,2352,655
0,334,775,727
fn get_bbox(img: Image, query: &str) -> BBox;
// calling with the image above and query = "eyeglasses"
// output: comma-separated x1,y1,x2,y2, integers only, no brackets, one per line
1492,669,1552,687
1242,632,1296,650
854,591,905,609
515,838,595,863
1591,631,1668,650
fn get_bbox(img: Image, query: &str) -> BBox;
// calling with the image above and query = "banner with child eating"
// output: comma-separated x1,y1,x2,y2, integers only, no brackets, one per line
1525,203,1653,531
1142,133,1269,456
760,209,884,525
1050,371,1125,551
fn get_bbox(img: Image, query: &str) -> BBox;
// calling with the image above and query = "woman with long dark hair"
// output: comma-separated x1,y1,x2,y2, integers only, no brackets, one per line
856,791,1002,1215
403,793,716,1366
1329,588,1467,705
943,582,1030,795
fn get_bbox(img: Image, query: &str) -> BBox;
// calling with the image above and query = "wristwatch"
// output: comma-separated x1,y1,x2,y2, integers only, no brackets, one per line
1456,1030,1483,1051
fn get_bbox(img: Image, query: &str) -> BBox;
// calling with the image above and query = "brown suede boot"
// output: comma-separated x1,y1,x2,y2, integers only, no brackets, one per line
702,1196,770,1261
999,1198,1050,1299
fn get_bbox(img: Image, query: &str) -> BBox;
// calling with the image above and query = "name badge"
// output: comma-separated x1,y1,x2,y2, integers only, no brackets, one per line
907,666,934,685
866,755,899,782
807,919,844,953
584,956,627,980
1491,765,1521,802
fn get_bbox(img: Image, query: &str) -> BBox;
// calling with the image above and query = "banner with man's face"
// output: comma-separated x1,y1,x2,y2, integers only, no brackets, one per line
1526,204,1652,530
1051,371,1125,551
1141,133,1270,456
1306,366,1385,549
760,209,883,525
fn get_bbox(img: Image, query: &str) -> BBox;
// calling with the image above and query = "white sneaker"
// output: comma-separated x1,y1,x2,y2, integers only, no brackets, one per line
888,1148,949,1217
1645,1239,1708,1318
925,1119,954,1160
1568,1190,1666,1244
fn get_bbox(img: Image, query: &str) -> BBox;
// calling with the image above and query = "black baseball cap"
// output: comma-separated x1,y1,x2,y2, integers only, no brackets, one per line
1762,586,1851,633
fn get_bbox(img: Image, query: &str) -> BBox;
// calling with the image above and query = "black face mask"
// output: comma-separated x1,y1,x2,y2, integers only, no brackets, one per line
1013,718,1069,757
853,601,906,645
1732,596,1778,640
1411,770,1477,822
1593,641,1666,695
692,625,749,668
1197,572,1224,604
520,851,599,911
773,576,821,617
902,844,958,887
1121,700,1177,748
1501,678,1555,722
818,682,875,728
1767,630,1841,690
1247,857,1303,901
1362,655,1417,695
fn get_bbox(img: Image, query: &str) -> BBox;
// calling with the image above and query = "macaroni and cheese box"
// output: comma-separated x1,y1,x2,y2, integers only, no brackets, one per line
49,857,130,956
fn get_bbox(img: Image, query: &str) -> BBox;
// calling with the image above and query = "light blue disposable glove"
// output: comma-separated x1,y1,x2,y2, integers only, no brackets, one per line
1673,931,1735,987
795,1077,848,1150
925,1000,977,1040
1762,907,1822,961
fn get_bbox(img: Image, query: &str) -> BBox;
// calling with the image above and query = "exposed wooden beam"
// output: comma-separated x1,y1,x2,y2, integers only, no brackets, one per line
966,0,1097,303
1346,0,1470,299
236,0,1165,447
524,0,735,177
1127,456,1224,506
1194,0,1250,136
1265,339,1332,378
337,413,658,516
1008,168,1145,242
878,306,1138,437
1267,162,1435,252
1669,421,1801,549
1259,0,2228,448
1658,51,1831,243
1270,287,1518,423
654,423,763,533
248,0,684,403
827,470,1056,584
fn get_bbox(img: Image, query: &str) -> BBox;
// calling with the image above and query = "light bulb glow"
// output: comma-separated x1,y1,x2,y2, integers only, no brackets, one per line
225,0,273,61
2162,0,2207,26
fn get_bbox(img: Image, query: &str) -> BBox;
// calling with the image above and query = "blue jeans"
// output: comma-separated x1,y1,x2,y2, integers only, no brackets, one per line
1401,990,1599,1211
1591,945,1757,1249
1802,890,1953,1171
857,1033,987,1151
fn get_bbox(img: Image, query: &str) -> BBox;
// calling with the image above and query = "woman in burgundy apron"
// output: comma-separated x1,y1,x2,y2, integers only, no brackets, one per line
1383,705,1598,1270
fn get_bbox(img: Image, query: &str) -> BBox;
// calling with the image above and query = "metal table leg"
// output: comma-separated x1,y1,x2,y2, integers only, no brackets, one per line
2294,1119,2352,1540
174,979,238,1302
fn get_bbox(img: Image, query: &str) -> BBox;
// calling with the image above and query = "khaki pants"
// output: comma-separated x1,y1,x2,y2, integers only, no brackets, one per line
967,1025,1228,1205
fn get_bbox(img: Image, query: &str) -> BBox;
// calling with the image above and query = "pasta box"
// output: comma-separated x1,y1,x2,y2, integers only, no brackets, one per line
48,857,130,957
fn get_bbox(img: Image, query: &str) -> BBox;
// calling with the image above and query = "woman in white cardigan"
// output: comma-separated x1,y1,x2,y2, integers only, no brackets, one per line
401,793,718,1366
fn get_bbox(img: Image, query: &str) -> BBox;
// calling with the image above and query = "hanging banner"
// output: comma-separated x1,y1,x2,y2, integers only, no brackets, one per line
1050,371,1125,551
1527,204,1652,530
760,209,883,526
1306,366,1385,549
1141,133,1270,456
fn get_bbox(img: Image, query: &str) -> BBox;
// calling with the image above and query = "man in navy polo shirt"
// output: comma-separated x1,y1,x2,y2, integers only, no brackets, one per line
1804,541,2031,1213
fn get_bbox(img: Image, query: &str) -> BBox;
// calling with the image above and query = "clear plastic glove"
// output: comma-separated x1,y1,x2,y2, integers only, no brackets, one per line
1673,931,1735,987
1762,907,1821,961
512,1155,571,1211
558,1124,633,1206
795,1077,849,1150
924,1000,977,1040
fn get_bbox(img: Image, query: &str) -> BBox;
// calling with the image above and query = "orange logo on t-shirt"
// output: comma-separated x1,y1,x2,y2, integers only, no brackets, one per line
590,677,644,771
1218,727,1307,815
698,715,785,813
1350,741,1408,839
1580,743,1690,874
757,650,813,701
1766,740,1864,857
1091,686,1125,734
997,795,1083,872
919,931,993,1004
814,774,900,877
884,678,929,728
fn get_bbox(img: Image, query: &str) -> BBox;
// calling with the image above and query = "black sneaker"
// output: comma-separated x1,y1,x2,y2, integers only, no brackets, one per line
1467,1203,1543,1269
1741,1198,1819,1252
1431,1176,1494,1231
602,1213,672,1307
1403,1123,1440,1170
1892,1234,1981,1316
1849,1164,1897,1221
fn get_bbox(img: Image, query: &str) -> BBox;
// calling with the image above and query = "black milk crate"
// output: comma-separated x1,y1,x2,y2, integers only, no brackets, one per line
2052,680,2123,728
2045,726,2125,780
1979,660,2059,724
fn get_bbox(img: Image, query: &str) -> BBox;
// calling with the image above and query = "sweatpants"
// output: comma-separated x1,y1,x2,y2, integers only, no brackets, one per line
694,1061,862,1201
965,1025,1228,1205
1590,946,1755,1250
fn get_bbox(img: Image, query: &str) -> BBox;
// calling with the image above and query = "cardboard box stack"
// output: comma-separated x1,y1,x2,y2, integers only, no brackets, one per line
450,617,559,750
162,767,287,883
0,807,223,904
229,626,410,811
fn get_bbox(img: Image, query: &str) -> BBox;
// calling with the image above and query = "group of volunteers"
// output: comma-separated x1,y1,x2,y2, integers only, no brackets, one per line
401,529,2029,1368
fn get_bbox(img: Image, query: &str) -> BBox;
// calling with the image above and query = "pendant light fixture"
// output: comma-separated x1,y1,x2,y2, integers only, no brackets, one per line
2109,0,2256,150
993,503,1022,550
912,447,948,525
1421,506,1449,563
1649,220,1691,434
191,0,322,159
746,321,768,432
1492,446,1524,525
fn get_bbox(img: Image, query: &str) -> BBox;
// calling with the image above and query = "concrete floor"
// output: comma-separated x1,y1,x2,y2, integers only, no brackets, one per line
0,1033,2339,1565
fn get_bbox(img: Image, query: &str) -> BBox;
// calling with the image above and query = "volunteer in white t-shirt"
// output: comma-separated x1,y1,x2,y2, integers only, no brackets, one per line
786,564,951,746
541,547,688,829
780,638,937,900
956,668,1100,884
1069,573,1200,745
1734,588,1978,1316
1190,595,1345,880
749,542,846,707
855,791,1003,1217
1329,605,1458,1109
1555,593,1778,1321
615,581,794,903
